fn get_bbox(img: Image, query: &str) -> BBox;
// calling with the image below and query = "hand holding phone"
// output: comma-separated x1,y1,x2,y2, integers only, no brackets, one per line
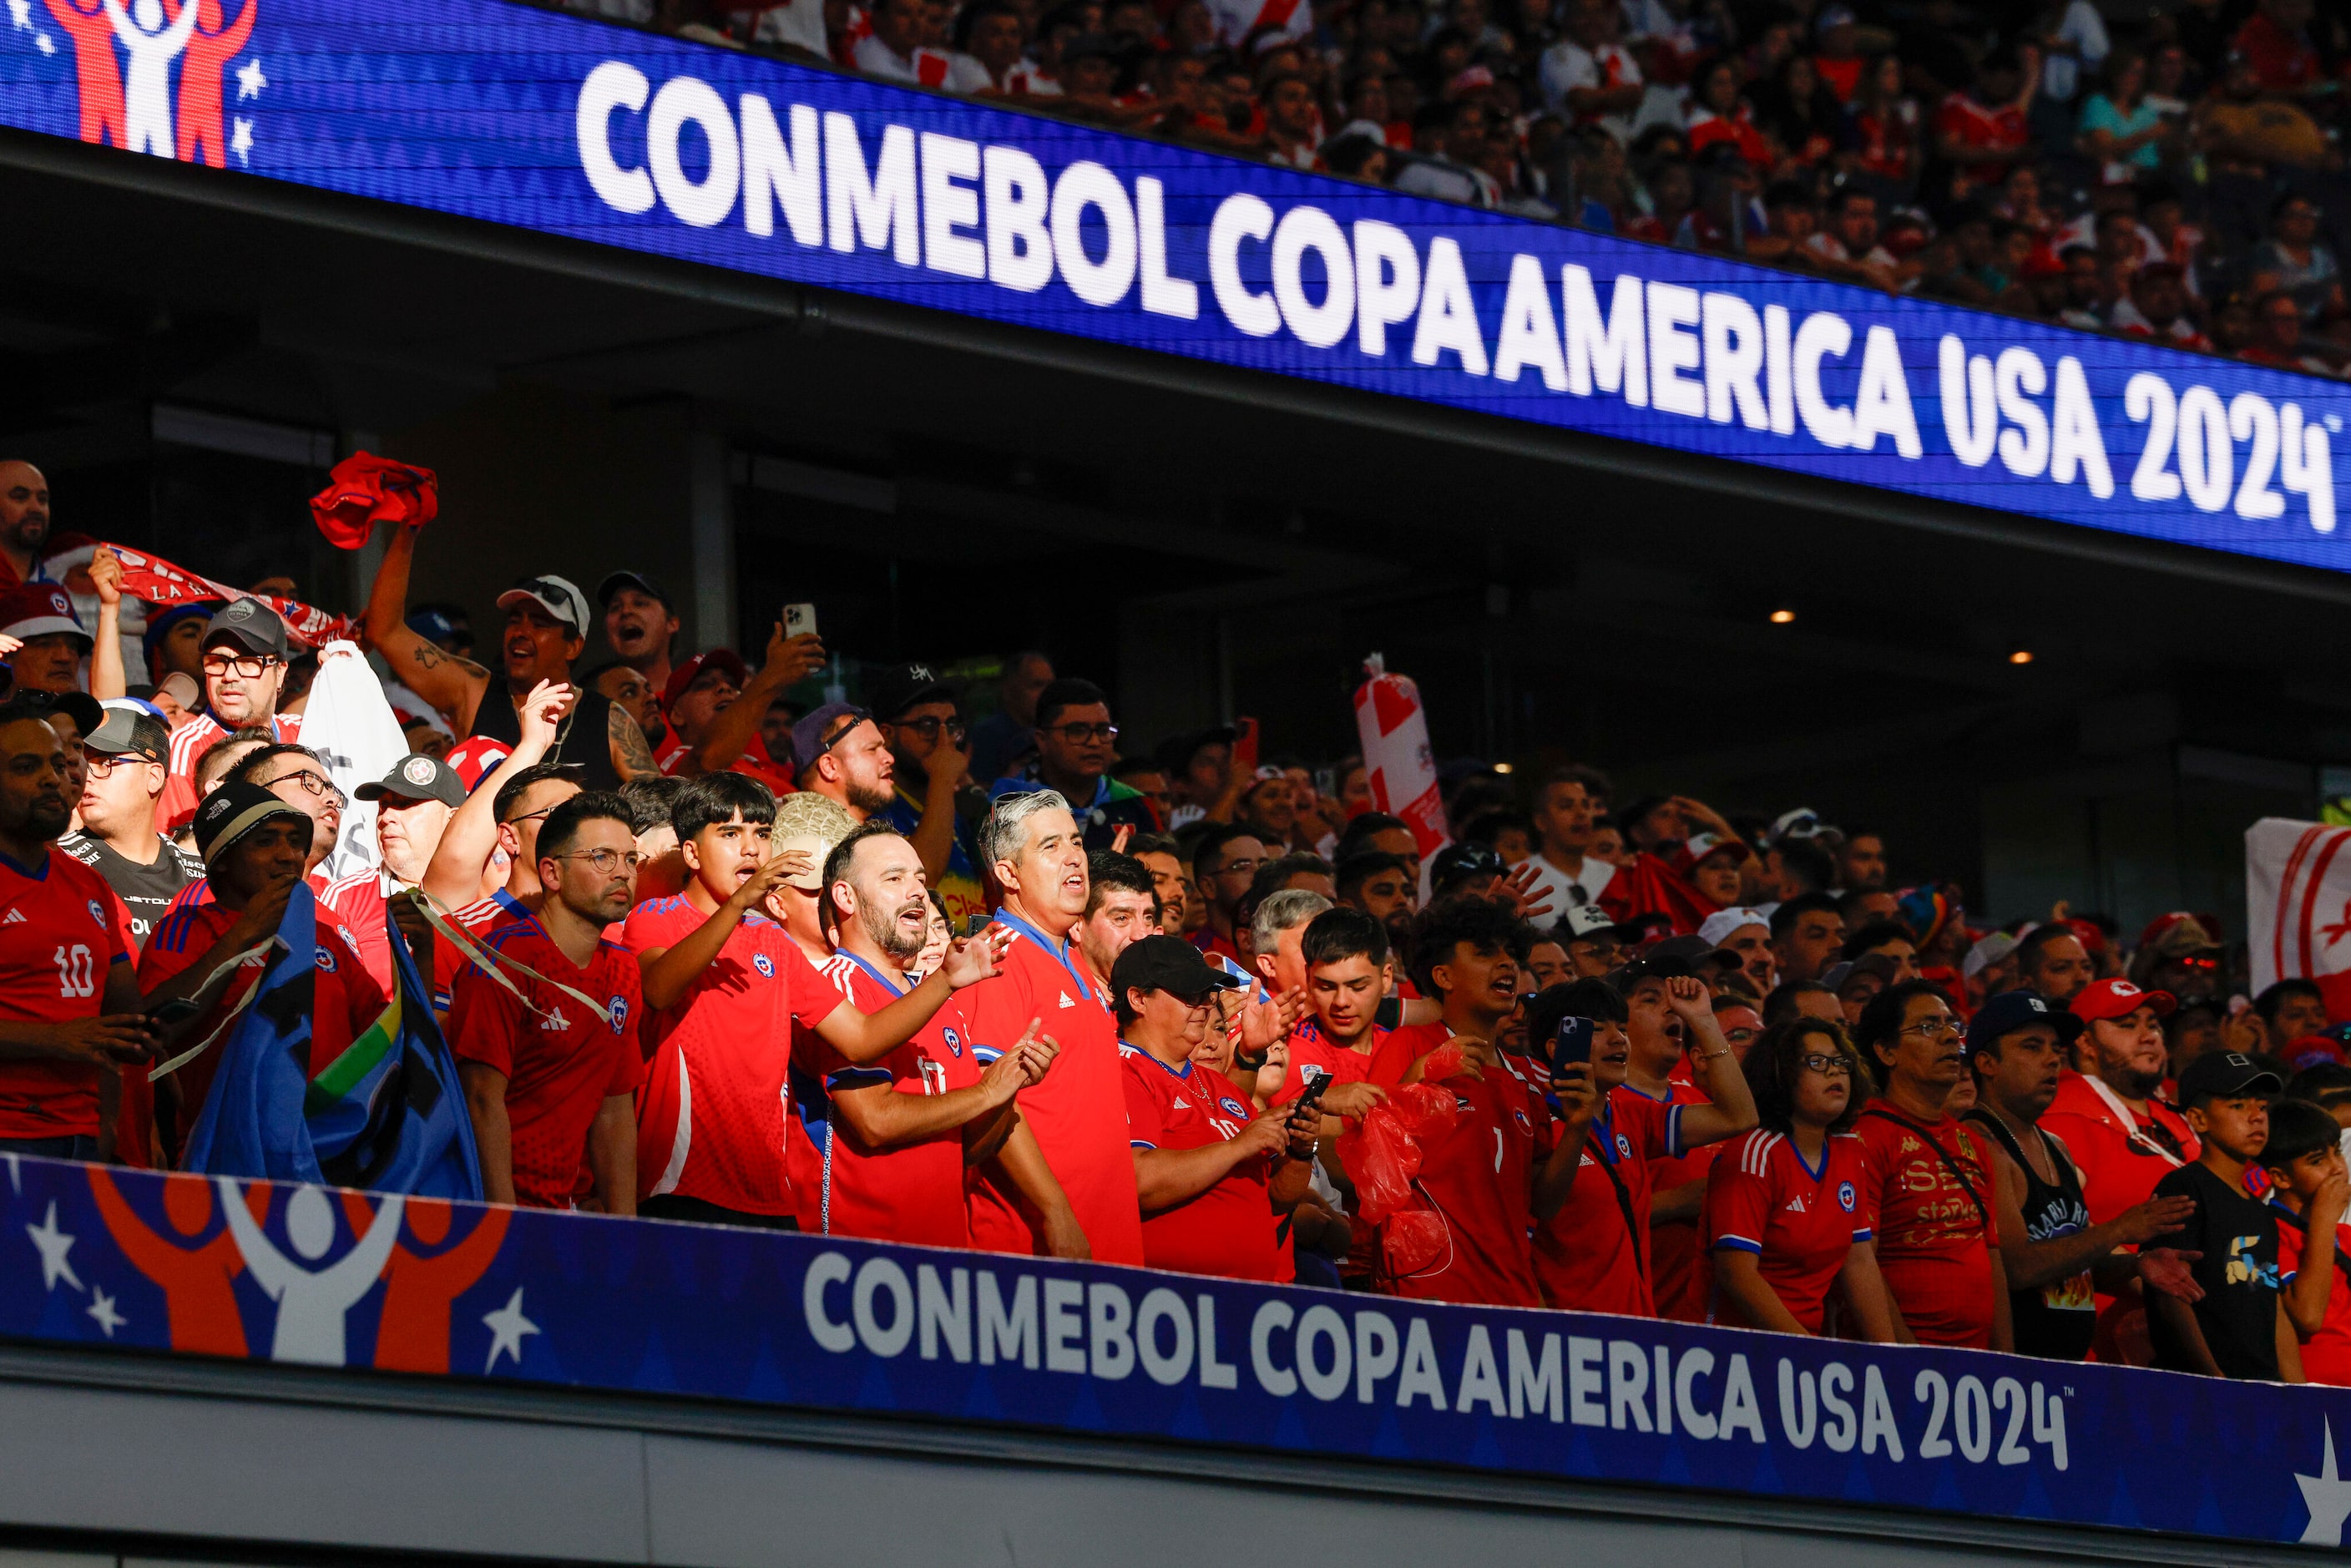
783,603,817,640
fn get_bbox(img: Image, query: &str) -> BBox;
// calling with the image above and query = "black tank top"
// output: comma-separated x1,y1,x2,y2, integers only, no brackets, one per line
468,682,623,793
1966,1110,2097,1361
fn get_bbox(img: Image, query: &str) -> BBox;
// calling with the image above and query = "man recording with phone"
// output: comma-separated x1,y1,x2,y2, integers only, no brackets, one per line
1117,935,1320,1282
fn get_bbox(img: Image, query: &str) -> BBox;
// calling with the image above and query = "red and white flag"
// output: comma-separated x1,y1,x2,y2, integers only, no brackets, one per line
104,543,355,648
2248,817,2351,1016
1351,655,1448,862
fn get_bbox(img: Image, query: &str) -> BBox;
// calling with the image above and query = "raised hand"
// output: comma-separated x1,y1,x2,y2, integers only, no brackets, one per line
518,679,578,751
1497,858,1555,922
939,923,1016,989
88,545,123,607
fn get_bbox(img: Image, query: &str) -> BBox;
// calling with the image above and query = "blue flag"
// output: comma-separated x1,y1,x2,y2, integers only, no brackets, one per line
181,883,482,1199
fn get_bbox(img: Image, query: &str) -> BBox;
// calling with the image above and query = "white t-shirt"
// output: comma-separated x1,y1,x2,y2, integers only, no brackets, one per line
1523,852,1615,926
1539,38,1642,142
750,0,827,53
2039,0,2109,103
852,34,993,92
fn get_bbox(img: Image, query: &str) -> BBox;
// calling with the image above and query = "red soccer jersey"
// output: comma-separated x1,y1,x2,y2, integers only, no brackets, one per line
801,952,980,1248
622,895,836,1218
1373,1021,1452,1085
1704,1128,1873,1333
0,849,134,1139
447,918,643,1208
783,947,856,1228
158,711,301,833
321,870,473,1009
1934,92,2030,184
1122,1044,1284,1281
2039,1070,2199,1225
1385,1062,1550,1308
963,910,1145,1267
1271,1019,1388,1105
138,894,384,1142
1534,1083,1683,1317
1646,1072,1723,1323
655,733,796,797
2277,1207,2351,1386
1853,1103,1999,1348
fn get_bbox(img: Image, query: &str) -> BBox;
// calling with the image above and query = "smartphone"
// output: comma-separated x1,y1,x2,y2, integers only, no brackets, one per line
149,997,201,1024
1374,994,1403,1029
1313,766,1335,798
1294,1071,1331,1110
963,913,993,938
1550,1015,1595,1073
1232,715,1259,771
783,602,817,640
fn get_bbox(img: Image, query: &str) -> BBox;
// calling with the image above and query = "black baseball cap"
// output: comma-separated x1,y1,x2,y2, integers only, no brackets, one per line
870,661,958,721
192,780,309,866
18,689,104,738
356,753,466,807
1110,934,1243,1005
1605,953,1700,990
1647,933,1741,972
1964,988,2085,1057
2177,1050,2283,1107
82,705,169,764
201,598,289,660
596,570,673,610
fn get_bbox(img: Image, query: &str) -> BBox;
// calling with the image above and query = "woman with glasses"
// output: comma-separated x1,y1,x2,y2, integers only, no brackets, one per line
1849,979,2012,1351
1704,1017,1897,1338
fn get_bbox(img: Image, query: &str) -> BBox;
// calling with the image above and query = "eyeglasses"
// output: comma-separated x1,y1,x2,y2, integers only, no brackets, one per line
1799,1053,1854,1076
1899,1015,1960,1039
265,770,346,808
201,652,281,680
1048,722,1119,744
894,716,968,743
819,706,872,754
83,752,156,776
557,847,644,875
504,803,562,827
1216,857,1263,880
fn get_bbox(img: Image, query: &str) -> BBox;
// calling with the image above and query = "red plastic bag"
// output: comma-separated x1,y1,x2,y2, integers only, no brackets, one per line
1337,1113,1422,1225
1416,1043,1479,1086
1386,1080,1463,1139
1383,1209,1449,1278
310,453,439,549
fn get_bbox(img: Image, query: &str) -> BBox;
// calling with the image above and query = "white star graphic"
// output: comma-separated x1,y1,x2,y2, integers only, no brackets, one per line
5,0,29,31
84,1287,124,1338
2,1152,19,1193
230,118,253,165
33,30,52,52
234,57,264,99
25,1201,79,1292
2301,1420,2351,1546
482,1287,538,1373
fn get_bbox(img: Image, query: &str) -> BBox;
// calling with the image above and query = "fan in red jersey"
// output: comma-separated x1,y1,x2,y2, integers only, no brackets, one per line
452,792,645,1212
1850,978,2010,1351
1704,1015,1894,1336
141,783,401,1162
803,821,1058,1247
1531,962,1758,1316
624,773,1010,1230
418,681,581,943
157,601,303,834
322,752,467,1001
1115,934,1320,1281
962,789,1145,1264
0,701,152,1161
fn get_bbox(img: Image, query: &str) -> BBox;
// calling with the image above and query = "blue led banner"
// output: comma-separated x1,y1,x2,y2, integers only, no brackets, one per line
3,1154,2350,1548
1,0,2346,569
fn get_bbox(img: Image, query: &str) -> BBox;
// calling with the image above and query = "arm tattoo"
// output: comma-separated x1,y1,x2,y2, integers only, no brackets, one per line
609,701,660,781
410,640,488,680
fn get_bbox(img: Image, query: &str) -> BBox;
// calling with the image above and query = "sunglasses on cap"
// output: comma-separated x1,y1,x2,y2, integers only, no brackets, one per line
819,706,873,753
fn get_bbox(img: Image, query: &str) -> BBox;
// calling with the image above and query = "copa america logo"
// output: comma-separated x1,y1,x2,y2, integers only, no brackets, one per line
12,0,264,167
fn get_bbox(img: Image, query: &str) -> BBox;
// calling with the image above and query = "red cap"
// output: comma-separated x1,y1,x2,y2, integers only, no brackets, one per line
446,736,513,793
662,649,749,712
0,583,88,645
2071,977,2176,1023
2059,917,2108,956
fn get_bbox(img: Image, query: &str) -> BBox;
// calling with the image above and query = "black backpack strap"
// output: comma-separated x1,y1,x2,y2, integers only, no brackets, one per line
1864,1105,1990,1229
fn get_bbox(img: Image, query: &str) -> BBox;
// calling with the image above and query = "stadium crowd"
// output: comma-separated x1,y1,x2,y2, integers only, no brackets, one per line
554,0,2351,376
2,453,2349,1387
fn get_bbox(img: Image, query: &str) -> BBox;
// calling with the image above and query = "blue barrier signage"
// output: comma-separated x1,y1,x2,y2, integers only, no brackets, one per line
6,1155,2351,1547
2,0,2347,569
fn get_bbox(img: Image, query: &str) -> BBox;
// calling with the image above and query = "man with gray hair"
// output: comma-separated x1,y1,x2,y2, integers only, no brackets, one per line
1250,888,1332,1001
964,789,1140,1265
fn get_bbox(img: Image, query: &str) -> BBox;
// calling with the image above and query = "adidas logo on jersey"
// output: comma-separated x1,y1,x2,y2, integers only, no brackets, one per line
1059,992,1076,1009
1,909,22,925
545,1009,572,1031
1172,1096,1190,1110
1784,1194,1809,1213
